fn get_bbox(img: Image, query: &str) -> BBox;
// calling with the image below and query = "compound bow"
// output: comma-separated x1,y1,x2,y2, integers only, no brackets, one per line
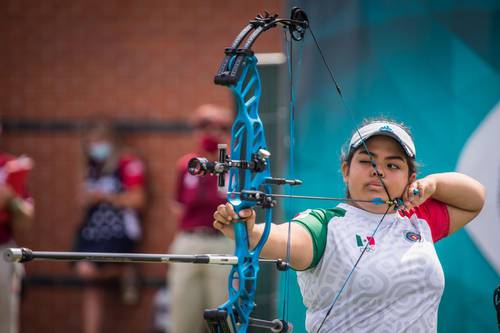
187,8,310,333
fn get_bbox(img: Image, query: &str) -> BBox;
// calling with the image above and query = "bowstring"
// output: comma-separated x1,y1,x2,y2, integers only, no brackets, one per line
281,24,305,324
306,26,396,333
307,27,392,203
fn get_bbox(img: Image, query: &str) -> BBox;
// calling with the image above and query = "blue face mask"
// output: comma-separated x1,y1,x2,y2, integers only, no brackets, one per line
89,142,112,162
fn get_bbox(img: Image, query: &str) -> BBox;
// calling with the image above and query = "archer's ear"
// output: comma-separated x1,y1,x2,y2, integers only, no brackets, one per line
409,172,417,183
341,161,349,183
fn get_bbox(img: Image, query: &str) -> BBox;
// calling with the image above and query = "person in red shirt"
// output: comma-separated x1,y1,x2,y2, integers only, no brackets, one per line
73,120,146,333
168,104,233,333
0,131,34,333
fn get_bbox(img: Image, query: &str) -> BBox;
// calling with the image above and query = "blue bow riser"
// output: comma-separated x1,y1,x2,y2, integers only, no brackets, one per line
218,54,274,332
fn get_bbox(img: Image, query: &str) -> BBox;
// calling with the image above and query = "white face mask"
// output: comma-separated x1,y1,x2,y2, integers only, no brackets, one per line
89,142,112,162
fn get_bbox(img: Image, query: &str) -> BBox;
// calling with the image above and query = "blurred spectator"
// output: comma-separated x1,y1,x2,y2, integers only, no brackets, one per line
73,119,146,333
167,104,233,333
0,122,34,333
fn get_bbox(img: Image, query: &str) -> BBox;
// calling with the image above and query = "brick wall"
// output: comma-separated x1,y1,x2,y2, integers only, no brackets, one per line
0,1,284,332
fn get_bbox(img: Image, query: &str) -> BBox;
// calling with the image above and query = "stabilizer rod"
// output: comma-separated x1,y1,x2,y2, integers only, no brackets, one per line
3,248,288,271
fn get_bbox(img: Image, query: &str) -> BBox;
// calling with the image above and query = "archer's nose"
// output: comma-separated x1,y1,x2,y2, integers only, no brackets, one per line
371,168,384,178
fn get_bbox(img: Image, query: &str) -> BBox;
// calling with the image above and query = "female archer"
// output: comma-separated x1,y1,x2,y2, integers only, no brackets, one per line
212,119,485,332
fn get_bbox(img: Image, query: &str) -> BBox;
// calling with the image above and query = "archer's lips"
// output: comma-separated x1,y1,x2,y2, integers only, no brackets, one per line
366,182,383,190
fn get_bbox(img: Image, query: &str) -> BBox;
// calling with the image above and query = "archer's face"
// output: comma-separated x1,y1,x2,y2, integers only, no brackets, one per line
342,136,415,213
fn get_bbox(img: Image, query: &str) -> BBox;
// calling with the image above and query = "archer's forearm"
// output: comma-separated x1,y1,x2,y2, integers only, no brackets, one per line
249,224,287,259
249,223,313,270
426,172,485,212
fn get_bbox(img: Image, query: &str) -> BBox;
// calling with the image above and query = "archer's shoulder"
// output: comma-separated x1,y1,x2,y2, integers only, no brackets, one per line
292,207,346,225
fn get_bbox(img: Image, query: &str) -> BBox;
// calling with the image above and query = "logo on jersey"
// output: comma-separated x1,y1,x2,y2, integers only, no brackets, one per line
355,234,376,252
404,230,422,242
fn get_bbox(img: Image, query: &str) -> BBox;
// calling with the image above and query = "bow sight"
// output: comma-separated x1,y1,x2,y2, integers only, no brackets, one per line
189,144,268,184
188,144,302,207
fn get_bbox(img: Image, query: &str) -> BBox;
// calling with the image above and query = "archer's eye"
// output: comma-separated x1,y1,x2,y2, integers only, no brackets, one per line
387,163,400,170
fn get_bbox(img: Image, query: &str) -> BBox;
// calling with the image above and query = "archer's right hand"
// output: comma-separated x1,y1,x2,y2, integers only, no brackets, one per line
213,203,256,240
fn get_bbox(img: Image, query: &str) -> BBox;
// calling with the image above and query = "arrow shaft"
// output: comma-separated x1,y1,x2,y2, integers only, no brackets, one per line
229,191,392,204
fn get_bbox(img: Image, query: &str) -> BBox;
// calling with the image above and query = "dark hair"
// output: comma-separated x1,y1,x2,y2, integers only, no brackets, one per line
341,118,418,176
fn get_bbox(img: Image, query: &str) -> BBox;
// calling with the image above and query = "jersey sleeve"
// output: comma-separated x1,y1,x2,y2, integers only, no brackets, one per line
412,198,450,242
291,207,346,270
119,155,145,189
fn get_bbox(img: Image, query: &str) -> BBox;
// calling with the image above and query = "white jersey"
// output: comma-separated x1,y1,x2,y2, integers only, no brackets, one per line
293,199,450,333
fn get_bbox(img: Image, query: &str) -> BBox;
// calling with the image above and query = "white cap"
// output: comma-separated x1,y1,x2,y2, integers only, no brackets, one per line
349,122,416,158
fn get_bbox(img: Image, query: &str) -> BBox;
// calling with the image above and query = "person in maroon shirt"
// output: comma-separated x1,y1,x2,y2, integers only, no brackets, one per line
168,104,234,333
0,134,34,333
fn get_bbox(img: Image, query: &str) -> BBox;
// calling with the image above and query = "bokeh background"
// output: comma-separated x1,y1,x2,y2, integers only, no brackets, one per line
1,0,499,332
0,1,283,332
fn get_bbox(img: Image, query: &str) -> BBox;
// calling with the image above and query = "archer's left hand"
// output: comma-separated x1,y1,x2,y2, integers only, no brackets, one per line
403,177,437,210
